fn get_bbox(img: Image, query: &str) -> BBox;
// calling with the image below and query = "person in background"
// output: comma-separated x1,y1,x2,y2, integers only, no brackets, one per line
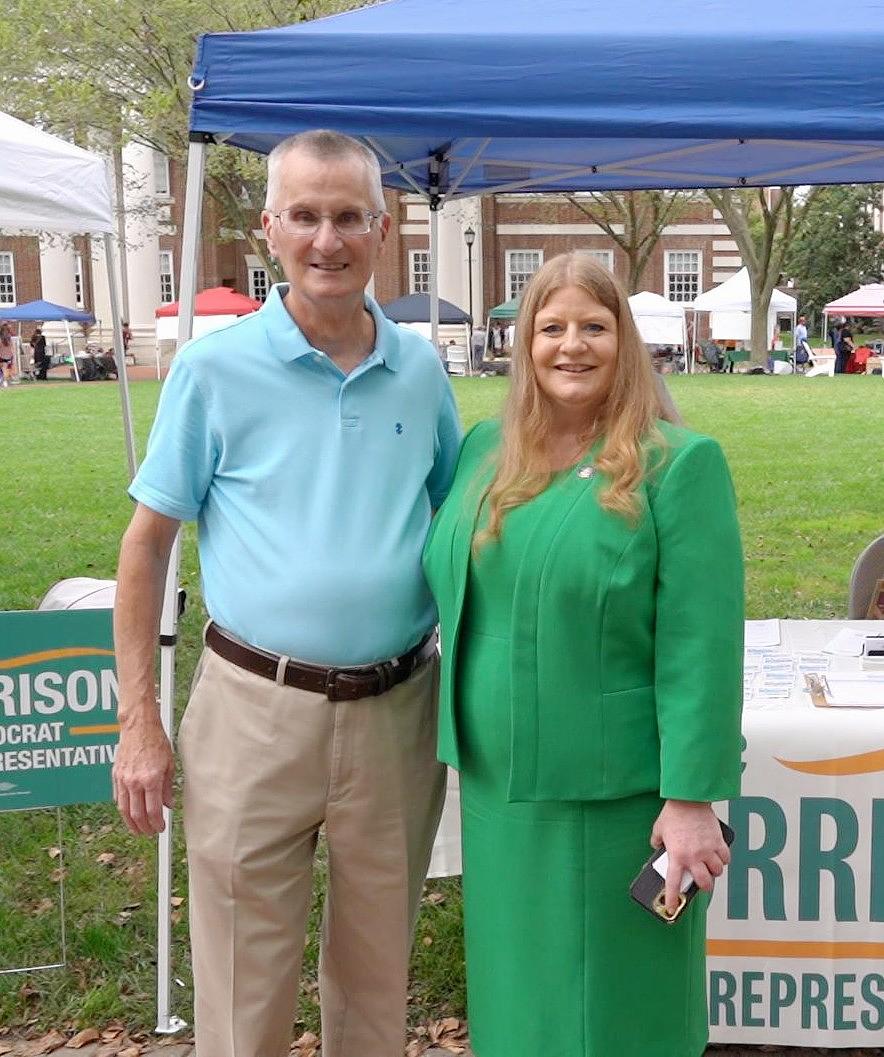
0,322,14,386
794,315,812,369
112,129,461,1057
835,317,854,374
121,321,133,356
423,252,743,1057
30,326,49,380
471,326,486,371
491,322,504,356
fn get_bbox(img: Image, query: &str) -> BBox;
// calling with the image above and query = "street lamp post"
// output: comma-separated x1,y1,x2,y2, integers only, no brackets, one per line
464,226,475,367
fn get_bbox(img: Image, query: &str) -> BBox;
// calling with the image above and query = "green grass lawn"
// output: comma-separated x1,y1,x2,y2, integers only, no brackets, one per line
0,373,880,1035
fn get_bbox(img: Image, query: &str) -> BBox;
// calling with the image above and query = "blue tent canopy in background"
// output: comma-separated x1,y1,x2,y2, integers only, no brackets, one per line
2,299,95,323
189,0,884,198
382,293,470,324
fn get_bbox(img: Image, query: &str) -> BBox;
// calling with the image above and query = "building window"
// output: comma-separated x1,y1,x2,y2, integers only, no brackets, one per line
0,252,15,305
409,250,431,294
505,249,543,300
153,151,170,197
578,249,614,272
159,251,175,303
665,251,702,302
249,267,269,303
73,254,84,308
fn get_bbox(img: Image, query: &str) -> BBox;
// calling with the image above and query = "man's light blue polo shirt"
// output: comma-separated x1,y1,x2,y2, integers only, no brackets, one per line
130,284,462,665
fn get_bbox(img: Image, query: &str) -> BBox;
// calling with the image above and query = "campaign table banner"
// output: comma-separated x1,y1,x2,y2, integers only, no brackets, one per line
707,619,884,1048
0,609,117,810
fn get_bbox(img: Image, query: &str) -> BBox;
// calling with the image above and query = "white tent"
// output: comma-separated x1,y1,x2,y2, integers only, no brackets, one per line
627,291,688,349
692,267,797,347
0,111,134,473
0,112,115,236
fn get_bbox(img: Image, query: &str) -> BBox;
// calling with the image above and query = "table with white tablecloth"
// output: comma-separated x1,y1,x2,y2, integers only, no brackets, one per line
428,620,884,1049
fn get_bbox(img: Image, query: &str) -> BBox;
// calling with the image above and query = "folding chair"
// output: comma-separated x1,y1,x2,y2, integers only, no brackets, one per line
848,536,884,618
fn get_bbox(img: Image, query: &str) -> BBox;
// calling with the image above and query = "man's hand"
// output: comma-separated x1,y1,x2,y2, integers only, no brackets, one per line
112,503,180,836
112,714,174,835
650,799,730,916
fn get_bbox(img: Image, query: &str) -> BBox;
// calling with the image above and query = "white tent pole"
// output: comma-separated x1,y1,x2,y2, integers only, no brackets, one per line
429,207,440,354
154,137,206,1037
103,234,137,479
65,320,80,382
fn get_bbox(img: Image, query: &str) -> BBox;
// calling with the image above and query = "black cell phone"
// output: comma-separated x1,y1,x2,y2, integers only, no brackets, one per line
629,817,735,925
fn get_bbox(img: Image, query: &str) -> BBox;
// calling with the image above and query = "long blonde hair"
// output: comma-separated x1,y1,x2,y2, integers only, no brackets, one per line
477,252,673,549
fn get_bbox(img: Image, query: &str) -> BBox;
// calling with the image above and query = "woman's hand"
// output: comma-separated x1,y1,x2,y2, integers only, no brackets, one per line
650,800,730,916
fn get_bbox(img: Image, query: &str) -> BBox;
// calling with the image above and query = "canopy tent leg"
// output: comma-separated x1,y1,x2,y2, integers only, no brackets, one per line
103,233,137,480
429,207,440,355
154,136,206,1038
65,320,80,383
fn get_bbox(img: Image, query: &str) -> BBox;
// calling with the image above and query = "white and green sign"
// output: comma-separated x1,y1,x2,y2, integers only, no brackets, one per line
0,609,117,810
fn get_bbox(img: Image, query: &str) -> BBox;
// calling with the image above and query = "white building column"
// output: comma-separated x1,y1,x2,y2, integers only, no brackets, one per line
38,235,78,308
437,196,483,320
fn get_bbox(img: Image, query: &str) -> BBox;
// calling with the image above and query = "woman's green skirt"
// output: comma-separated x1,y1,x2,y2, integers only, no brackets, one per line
456,621,710,1057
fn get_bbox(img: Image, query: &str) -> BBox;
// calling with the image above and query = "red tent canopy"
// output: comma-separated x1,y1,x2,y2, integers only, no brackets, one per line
822,283,884,318
155,286,261,317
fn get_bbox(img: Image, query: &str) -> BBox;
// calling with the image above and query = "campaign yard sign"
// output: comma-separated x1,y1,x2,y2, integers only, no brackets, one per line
0,609,118,810
708,716,884,1048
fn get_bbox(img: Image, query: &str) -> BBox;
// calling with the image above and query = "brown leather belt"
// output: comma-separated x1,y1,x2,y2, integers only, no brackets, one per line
204,622,437,702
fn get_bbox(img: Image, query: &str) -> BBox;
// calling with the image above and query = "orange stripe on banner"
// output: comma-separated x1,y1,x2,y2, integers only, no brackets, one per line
69,724,120,736
776,747,884,776
707,939,884,959
0,647,115,670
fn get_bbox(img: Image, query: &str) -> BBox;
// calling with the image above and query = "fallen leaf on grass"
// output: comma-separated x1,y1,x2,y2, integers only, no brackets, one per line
47,847,62,860
50,868,67,883
68,1028,100,1048
95,852,116,867
32,898,54,917
170,896,184,908
424,891,446,905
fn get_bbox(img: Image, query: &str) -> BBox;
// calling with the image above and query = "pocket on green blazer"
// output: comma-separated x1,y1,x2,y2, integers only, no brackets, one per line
600,685,660,796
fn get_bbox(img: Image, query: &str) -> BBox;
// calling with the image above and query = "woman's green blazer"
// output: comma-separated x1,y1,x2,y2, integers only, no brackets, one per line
423,418,744,804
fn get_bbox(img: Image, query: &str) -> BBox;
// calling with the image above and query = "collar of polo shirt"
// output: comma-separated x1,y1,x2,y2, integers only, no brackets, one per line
262,283,402,372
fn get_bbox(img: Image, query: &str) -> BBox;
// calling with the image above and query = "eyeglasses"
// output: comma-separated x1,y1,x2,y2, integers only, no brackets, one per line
272,206,383,237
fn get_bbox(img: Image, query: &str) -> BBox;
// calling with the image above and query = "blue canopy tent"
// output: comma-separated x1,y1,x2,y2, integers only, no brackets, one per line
382,293,470,324
3,298,94,323
182,0,884,344
3,299,96,382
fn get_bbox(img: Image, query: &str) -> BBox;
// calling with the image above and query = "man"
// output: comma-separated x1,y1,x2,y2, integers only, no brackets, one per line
112,130,461,1057
794,314,811,368
835,317,854,374
30,326,49,380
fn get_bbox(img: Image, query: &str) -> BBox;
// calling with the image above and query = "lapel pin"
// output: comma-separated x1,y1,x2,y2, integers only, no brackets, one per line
577,465,597,479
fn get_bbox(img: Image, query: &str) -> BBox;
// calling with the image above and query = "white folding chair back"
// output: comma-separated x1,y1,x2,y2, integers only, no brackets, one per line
445,344,471,376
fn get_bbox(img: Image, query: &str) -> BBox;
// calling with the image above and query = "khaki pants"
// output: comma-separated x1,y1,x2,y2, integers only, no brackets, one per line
178,647,446,1057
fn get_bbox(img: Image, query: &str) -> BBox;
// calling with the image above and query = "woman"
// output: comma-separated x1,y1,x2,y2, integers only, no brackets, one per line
423,253,743,1057
0,322,14,386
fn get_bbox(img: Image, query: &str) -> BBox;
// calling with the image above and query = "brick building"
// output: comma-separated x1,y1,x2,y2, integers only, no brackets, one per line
1,147,747,361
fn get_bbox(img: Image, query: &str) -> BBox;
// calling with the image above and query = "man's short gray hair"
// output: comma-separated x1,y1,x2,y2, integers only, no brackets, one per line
264,130,386,213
